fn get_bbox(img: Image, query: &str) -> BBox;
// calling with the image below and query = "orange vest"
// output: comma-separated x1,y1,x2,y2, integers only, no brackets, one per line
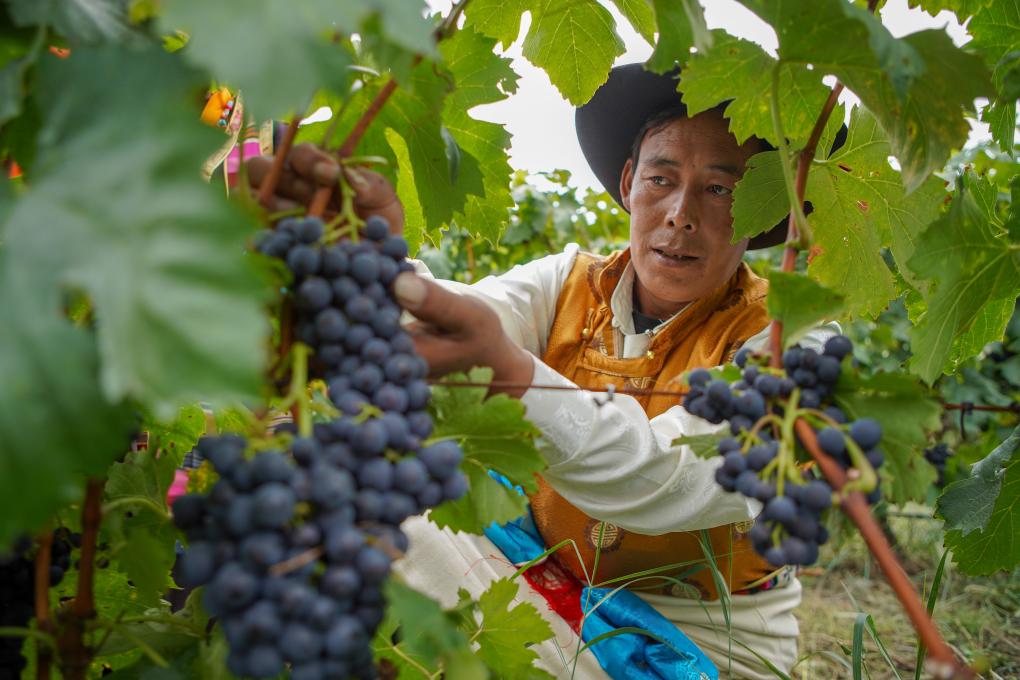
532,249,779,600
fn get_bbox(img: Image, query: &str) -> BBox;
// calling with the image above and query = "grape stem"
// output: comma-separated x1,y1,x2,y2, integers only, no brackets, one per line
269,545,324,577
838,435,879,496
100,495,169,520
290,342,313,438
258,116,302,212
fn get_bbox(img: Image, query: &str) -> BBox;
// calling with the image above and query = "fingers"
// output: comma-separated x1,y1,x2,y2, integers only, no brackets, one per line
289,144,341,186
393,274,488,334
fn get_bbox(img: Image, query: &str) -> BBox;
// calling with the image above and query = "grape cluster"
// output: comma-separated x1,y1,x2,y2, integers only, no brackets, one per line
172,216,467,678
924,443,952,487
0,530,79,679
683,335,884,567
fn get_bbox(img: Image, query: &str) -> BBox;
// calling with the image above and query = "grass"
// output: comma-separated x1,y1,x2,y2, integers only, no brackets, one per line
793,505,1020,679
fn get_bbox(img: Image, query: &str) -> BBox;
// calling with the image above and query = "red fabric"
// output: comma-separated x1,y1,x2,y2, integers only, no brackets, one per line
521,556,586,633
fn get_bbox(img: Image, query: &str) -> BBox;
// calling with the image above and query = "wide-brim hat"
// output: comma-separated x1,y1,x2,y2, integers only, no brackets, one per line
575,63,844,250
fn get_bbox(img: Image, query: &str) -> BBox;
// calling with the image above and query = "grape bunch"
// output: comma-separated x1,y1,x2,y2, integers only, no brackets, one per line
172,215,467,678
683,335,884,567
0,530,80,679
924,443,952,487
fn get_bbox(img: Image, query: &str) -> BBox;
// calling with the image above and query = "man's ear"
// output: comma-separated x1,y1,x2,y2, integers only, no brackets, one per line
620,158,634,212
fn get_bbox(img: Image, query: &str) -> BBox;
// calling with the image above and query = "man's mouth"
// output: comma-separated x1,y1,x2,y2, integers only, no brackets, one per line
651,247,699,263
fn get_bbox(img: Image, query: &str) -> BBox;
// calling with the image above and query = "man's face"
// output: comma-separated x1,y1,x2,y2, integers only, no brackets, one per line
620,110,760,319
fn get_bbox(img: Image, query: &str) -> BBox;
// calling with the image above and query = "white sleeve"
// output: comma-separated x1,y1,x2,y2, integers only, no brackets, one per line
412,244,580,356
520,357,758,535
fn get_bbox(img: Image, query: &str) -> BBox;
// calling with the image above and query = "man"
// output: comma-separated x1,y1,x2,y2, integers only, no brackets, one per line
251,64,836,679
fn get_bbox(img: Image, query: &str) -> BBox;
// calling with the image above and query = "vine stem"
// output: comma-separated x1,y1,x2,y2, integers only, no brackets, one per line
58,478,106,680
795,422,969,678
257,116,302,211
34,528,53,680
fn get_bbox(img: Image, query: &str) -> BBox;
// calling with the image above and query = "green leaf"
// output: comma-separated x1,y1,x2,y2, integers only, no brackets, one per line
907,0,992,19
473,579,555,678
144,403,207,466
428,368,546,534
462,0,529,48
937,425,1020,536
161,0,427,117
609,0,656,45
521,0,624,105
385,127,429,254
805,106,947,317
332,61,485,239
982,98,1017,158
834,371,940,504
7,0,134,44
646,0,711,74
383,580,474,667
670,433,728,459
0,262,135,544
967,1,1020,69
767,271,845,346
942,427,1020,574
908,172,1020,383
104,450,179,606
441,24,519,245
730,150,790,242
2,46,269,418
105,624,231,680
740,0,992,191
680,32,829,147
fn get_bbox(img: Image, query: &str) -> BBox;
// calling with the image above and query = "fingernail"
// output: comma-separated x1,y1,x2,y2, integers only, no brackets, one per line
313,161,339,184
393,272,426,310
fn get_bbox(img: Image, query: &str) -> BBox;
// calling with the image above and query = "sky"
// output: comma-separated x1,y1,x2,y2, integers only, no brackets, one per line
418,0,976,192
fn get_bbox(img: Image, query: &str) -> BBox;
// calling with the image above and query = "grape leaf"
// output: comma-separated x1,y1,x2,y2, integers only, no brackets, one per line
159,0,433,117
428,368,546,534
462,0,529,48
382,580,479,672
949,297,1015,367
385,127,429,255
967,0,1020,67
1,47,269,418
7,0,134,44
0,26,36,126
941,427,1020,574
105,625,231,680
730,150,790,242
834,371,940,504
328,62,485,240
805,106,946,317
610,0,656,45
104,450,179,606
143,403,207,466
908,172,1020,383
982,98,1017,157
937,425,1020,536
767,271,845,346
441,24,520,246
472,579,555,678
907,0,992,18
0,260,135,545
680,31,829,148
521,0,624,105
646,0,711,74
739,0,991,191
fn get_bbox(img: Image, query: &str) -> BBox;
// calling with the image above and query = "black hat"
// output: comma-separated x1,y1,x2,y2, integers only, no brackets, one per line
576,63,842,250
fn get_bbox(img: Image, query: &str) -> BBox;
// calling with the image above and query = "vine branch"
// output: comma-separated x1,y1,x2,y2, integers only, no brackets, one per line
257,116,302,212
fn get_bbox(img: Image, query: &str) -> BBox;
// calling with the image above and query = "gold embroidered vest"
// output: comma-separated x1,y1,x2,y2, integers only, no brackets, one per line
532,249,778,600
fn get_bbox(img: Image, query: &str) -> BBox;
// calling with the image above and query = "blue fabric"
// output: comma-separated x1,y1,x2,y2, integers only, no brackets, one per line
482,476,718,680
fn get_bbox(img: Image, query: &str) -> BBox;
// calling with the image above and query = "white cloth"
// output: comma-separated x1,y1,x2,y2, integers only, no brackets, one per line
396,516,801,680
404,247,837,678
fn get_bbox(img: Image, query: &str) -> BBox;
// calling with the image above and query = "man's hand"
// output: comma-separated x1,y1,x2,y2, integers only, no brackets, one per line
246,143,404,233
392,272,535,398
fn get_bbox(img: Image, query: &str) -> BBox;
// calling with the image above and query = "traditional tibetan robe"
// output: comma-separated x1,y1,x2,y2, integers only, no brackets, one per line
531,249,780,600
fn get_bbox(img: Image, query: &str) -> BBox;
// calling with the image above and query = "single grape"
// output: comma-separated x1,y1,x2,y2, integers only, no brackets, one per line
849,418,882,450
363,216,390,241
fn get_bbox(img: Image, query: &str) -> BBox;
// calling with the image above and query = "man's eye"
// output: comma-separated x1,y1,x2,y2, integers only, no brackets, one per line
648,176,669,186
708,184,732,196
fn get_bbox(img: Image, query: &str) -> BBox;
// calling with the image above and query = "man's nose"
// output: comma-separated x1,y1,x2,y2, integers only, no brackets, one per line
666,190,697,232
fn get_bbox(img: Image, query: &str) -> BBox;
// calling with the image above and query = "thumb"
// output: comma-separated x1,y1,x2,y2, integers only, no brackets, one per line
392,272,473,332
